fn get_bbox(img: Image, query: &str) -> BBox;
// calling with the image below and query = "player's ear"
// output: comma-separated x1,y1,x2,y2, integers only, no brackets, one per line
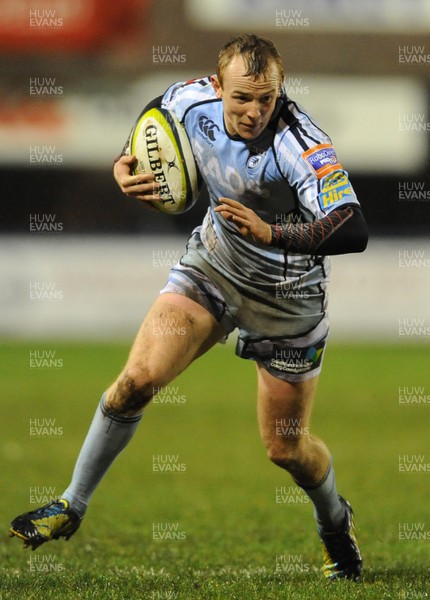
210,75,223,98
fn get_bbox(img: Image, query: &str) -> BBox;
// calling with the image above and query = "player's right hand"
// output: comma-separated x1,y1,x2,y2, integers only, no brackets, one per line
113,154,161,203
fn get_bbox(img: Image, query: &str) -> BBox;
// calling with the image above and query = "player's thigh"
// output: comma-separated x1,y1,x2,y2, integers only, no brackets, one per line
256,362,319,448
131,292,225,371
108,293,226,404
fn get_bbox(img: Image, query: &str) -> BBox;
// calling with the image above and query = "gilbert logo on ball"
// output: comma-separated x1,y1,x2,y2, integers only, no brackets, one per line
130,108,200,214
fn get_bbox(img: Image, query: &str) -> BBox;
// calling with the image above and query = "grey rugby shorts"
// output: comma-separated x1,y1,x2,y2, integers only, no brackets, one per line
160,258,329,383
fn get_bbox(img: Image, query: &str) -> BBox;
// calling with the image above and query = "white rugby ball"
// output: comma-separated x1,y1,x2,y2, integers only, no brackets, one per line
130,107,200,214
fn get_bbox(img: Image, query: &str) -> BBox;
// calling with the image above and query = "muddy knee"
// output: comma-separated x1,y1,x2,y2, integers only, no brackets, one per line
105,370,157,415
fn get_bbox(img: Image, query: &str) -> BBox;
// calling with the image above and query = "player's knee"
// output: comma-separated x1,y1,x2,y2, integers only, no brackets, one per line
106,368,161,415
266,438,303,472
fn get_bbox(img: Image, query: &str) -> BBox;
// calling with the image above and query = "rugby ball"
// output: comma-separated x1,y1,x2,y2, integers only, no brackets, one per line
130,107,200,214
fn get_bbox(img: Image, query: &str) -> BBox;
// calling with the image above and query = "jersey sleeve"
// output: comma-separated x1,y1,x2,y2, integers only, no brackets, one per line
161,77,215,123
270,102,368,255
276,104,360,221
299,144,360,217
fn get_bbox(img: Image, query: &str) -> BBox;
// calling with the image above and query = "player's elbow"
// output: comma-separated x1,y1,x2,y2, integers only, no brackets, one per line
352,223,369,253
323,206,369,255
333,225,368,255
339,204,369,254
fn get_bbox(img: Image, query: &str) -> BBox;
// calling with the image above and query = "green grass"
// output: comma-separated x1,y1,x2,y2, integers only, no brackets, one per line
0,341,429,599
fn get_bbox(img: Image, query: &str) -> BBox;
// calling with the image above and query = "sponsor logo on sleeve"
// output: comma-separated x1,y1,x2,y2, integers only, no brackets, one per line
302,143,342,179
318,170,353,211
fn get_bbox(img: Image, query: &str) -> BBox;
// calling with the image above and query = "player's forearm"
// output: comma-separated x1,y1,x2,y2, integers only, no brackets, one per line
270,205,368,255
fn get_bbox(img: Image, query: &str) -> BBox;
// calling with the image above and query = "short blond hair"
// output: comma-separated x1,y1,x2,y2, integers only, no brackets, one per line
217,34,284,87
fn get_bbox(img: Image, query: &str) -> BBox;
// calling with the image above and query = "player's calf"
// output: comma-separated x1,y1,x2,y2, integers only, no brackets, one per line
265,433,330,487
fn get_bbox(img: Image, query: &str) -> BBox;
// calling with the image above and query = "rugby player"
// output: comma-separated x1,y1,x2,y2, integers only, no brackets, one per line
9,34,368,581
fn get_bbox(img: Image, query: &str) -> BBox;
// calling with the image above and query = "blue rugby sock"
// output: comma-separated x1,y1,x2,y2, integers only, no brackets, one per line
300,463,346,532
61,394,142,517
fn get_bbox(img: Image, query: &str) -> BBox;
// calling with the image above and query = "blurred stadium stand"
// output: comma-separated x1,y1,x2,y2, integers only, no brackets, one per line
1,0,430,338
1,0,430,236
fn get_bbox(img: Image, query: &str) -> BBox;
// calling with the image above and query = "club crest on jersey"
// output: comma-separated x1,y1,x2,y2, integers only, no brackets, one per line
246,153,264,174
318,170,352,211
302,143,342,179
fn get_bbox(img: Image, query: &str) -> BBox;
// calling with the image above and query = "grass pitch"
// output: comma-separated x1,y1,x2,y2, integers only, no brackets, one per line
0,341,429,599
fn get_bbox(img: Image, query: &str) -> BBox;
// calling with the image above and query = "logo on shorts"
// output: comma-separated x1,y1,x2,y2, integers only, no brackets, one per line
306,346,324,364
269,344,325,374
198,116,220,142
302,144,342,179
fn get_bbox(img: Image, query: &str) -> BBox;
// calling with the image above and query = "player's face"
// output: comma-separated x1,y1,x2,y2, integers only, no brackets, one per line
211,56,281,140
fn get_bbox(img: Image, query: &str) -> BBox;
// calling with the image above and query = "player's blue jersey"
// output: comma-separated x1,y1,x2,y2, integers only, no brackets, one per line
159,77,360,293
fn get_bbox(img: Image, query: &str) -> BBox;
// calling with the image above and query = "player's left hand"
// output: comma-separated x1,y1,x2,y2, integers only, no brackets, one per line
214,197,272,245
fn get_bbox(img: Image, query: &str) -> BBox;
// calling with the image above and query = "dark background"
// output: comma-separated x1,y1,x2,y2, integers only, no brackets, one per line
2,171,430,237
1,0,429,237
